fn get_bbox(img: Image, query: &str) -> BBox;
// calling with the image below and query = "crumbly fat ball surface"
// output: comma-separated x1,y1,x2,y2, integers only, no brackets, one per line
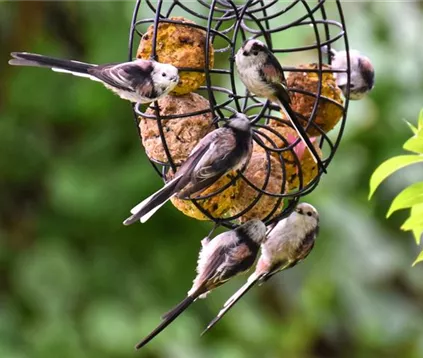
137,16,214,95
273,63,344,136
285,139,322,191
139,92,213,165
169,171,240,221
253,125,298,163
230,152,286,223
253,125,322,192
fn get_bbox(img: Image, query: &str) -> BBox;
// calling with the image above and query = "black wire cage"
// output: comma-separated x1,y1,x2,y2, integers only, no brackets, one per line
128,0,351,229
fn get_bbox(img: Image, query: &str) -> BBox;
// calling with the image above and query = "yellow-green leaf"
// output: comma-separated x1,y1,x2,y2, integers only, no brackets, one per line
401,217,423,232
369,155,423,199
403,119,418,135
401,214,423,244
412,250,423,266
410,204,423,244
418,109,423,131
412,230,423,245
403,131,423,154
401,214,423,231
387,182,423,217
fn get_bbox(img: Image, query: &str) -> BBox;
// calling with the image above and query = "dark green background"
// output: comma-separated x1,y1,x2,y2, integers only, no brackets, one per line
1,2,423,358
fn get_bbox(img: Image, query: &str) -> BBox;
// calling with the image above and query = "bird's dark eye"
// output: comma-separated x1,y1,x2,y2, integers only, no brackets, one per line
307,212,313,217
162,72,167,77
253,51,258,56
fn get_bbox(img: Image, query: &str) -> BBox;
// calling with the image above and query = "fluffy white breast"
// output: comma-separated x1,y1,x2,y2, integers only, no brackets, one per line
235,53,274,99
261,212,315,265
103,84,148,103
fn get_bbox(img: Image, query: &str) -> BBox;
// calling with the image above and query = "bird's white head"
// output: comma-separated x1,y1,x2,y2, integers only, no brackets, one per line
226,113,252,133
152,62,180,93
294,202,319,228
235,39,269,68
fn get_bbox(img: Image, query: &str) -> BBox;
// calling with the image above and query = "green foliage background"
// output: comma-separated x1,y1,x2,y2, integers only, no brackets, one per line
370,110,423,266
1,2,423,358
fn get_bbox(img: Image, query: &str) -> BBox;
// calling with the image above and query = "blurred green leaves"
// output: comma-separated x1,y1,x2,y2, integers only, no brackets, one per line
369,110,423,265
13,240,84,316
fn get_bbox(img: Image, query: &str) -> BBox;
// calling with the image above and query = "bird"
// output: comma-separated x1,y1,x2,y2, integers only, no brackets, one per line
324,46,375,100
201,202,319,335
8,52,179,103
134,219,267,349
234,39,325,173
123,113,253,225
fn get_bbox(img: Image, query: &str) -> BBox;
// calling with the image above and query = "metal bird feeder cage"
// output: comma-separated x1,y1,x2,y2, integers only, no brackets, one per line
128,0,351,229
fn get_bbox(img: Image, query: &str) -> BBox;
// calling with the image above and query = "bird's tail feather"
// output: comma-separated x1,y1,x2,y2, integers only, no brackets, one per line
161,293,195,321
278,99,326,173
9,52,96,80
123,176,181,225
135,295,196,350
201,274,259,336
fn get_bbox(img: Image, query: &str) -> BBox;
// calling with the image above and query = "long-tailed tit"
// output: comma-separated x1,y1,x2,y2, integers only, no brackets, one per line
235,39,325,173
123,113,253,225
134,219,267,349
9,52,179,103
202,202,319,334
324,47,375,100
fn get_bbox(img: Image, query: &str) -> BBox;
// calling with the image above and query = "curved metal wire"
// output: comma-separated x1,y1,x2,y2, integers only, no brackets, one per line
128,0,351,228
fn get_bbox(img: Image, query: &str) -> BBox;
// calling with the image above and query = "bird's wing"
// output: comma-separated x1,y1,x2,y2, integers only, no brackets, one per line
258,46,291,103
259,53,322,167
88,61,154,94
176,128,237,198
197,240,257,293
176,129,223,177
193,129,236,178
259,61,291,105
195,244,230,291
263,227,318,283
294,227,318,261
188,128,221,156
263,61,325,171
261,60,286,85
171,136,216,196
217,242,258,282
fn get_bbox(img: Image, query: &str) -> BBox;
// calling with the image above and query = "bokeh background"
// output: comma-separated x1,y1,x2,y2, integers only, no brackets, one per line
1,1,423,358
